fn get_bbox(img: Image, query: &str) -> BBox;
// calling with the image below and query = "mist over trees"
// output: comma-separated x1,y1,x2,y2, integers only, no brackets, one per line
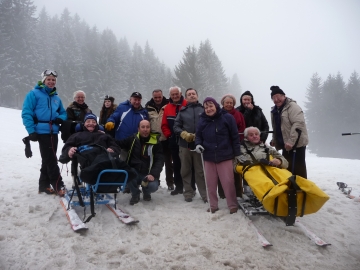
0,1,241,114
304,71,360,159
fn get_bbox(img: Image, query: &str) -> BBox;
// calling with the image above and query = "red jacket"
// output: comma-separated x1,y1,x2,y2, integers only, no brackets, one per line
161,96,187,139
227,108,246,141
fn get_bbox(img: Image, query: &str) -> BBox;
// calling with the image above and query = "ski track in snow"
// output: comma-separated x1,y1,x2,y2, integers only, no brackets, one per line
0,107,359,270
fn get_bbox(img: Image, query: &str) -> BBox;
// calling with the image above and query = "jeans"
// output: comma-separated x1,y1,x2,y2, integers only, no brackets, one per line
129,172,159,197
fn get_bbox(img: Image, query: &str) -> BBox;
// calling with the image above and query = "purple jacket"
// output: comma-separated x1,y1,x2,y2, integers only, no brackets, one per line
195,108,240,163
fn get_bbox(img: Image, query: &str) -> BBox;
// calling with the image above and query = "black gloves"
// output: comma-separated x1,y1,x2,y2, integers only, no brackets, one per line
28,133,38,142
53,118,63,125
22,137,32,158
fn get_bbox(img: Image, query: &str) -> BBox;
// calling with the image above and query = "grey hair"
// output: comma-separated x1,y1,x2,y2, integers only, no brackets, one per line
169,86,181,94
244,126,260,137
73,90,86,100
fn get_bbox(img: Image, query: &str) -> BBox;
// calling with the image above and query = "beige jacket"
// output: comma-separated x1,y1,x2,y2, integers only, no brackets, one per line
271,98,309,150
146,103,167,141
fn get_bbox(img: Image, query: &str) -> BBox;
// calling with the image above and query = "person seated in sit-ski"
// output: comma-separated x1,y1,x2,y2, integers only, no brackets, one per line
60,113,121,164
238,126,288,169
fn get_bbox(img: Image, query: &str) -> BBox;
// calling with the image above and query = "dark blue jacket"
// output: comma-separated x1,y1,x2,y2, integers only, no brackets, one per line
195,108,240,163
22,82,67,134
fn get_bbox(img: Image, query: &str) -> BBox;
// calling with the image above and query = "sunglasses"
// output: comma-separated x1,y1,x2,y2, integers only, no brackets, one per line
43,70,58,77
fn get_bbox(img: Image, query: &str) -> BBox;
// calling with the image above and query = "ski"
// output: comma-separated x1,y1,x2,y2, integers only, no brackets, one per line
295,220,331,247
60,197,88,232
247,219,272,247
106,204,139,225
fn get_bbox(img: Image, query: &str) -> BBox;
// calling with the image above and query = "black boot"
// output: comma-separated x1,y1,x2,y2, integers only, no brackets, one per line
130,194,140,205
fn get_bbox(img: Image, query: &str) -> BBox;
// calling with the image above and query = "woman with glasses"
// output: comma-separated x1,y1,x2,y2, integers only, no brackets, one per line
99,95,117,137
21,70,67,196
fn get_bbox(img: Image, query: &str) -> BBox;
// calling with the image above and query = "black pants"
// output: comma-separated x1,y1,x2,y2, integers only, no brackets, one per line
282,146,307,179
38,134,63,191
161,140,174,187
169,139,183,191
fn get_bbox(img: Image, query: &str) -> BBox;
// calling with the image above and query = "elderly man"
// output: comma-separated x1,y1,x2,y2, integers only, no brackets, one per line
173,88,207,203
105,92,148,140
116,120,164,205
269,86,308,178
161,86,187,195
145,89,174,190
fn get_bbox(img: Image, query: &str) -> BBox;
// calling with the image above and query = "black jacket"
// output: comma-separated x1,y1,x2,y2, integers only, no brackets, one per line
237,105,269,142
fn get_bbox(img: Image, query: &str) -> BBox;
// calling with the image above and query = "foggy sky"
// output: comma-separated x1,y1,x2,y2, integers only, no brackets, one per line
32,0,360,113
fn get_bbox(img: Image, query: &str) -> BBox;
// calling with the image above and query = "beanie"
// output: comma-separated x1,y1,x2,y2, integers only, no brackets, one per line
220,94,236,106
240,90,255,106
104,95,115,103
203,97,220,108
270,86,286,97
84,113,97,123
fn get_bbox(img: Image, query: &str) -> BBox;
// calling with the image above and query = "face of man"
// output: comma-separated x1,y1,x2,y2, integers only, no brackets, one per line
204,102,216,116
241,95,252,107
84,119,97,132
152,91,163,106
169,89,181,103
44,76,56,89
138,120,151,137
130,97,142,109
185,89,198,103
272,94,286,108
246,128,261,144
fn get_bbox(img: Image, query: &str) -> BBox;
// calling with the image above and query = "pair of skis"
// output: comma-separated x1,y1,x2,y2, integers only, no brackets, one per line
60,197,139,232
238,199,331,248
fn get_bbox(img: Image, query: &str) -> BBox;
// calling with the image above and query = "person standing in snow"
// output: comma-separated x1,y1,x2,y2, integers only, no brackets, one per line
66,90,92,122
269,85,308,178
195,97,241,214
21,70,67,196
99,95,117,137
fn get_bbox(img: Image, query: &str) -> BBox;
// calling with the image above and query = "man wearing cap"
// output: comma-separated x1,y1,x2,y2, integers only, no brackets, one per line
145,89,174,190
270,85,309,178
173,88,208,203
105,92,149,140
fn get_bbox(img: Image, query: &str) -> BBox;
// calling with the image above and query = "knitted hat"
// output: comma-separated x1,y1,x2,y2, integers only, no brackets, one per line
84,113,97,123
104,95,115,103
220,94,237,106
203,97,220,107
240,90,255,106
270,86,286,97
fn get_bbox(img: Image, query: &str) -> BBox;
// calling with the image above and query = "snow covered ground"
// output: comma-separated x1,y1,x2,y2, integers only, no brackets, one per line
0,106,359,270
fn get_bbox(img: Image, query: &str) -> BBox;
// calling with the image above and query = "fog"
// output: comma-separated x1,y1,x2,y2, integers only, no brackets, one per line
32,0,360,112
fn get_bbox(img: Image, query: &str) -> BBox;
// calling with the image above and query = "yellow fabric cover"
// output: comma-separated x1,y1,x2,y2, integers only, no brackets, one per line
236,163,329,217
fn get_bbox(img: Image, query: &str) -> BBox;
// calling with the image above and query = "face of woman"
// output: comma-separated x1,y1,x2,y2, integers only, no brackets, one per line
204,102,217,116
44,76,56,89
104,100,112,108
223,97,234,111
74,93,85,104
84,119,96,132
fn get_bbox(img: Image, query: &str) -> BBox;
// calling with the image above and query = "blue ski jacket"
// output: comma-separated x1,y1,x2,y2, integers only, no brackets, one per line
107,100,149,140
22,82,67,134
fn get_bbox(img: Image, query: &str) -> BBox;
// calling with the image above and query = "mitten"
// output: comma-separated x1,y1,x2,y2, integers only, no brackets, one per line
29,133,38,142
180,131,195,142
105,122,115,131
22,137,32,158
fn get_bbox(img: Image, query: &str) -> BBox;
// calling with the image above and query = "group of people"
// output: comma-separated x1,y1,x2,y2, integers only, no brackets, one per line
21,69,309,214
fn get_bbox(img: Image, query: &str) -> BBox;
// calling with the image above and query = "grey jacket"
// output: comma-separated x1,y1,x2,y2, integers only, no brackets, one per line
173,102,203,148
271,98,309,150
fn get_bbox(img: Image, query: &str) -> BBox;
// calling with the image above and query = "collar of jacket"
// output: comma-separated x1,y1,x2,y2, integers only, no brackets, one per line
136,132,159,144
181,101,202,111
35,81,57,96
146,97,168,109
169,95,185,105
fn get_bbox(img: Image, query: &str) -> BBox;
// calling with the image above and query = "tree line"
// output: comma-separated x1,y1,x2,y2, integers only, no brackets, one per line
0,0,240,114
304,71,360,159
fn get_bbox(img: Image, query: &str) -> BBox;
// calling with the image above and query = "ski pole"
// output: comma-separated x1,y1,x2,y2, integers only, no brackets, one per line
291,128,302,175
342,132,360,136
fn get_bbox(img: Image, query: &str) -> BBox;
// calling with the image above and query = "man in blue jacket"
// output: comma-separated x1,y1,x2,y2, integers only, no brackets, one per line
22,70,67,196
105,92,149,140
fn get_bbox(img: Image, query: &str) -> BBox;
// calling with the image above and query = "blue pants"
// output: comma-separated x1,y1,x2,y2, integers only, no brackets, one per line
129,172,159,197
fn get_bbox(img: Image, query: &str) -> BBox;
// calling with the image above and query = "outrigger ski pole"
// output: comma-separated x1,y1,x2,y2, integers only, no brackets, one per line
342,132,360,136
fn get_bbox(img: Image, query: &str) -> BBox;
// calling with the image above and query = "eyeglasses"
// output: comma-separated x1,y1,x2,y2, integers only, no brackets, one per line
42,70,58,77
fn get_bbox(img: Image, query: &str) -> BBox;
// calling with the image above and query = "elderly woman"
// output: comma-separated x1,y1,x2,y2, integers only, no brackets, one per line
195,97,241,214
66,90,92,122
22,70,67,196
99,95,117,137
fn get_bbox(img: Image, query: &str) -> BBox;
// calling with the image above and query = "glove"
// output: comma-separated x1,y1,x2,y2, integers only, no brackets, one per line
195,145,204,154
22,137,32,158
180,131,195,142
53,118,63,125
29,132,38,142
141,176,149,187
105,122,115,131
